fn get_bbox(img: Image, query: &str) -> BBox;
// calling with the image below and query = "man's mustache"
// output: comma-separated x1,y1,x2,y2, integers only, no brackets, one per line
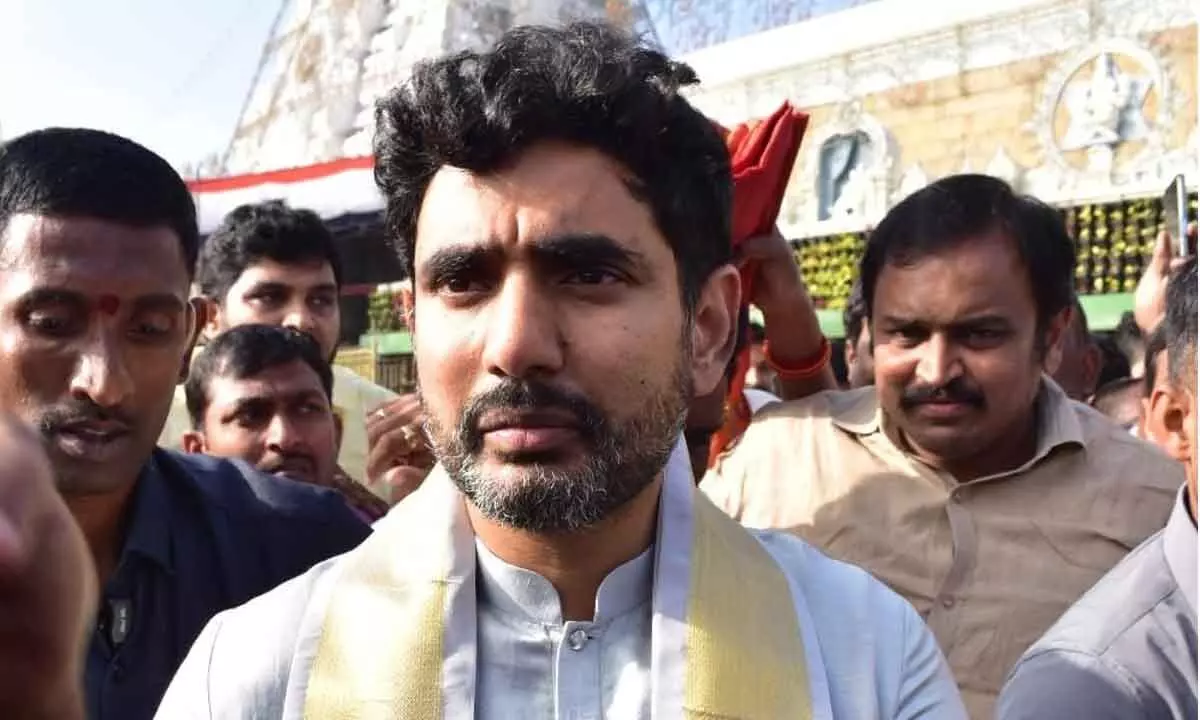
260,452,317,476
900,378,985,409
36,399,133,435
458,380,605,451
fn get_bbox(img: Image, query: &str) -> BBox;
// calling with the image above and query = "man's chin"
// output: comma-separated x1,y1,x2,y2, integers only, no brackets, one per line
49,451,143,496
469,457,585,486
900,424,985,462
264,468,318,486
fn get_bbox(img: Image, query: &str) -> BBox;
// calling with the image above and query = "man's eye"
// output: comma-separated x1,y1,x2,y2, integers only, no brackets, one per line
440,276,487,294
964,328,1006,348
565,269,620,285
132,315,174,339
234,409,269,428
249,291,285,306
887,328,925,347
299,402,326,415
26,311,77,337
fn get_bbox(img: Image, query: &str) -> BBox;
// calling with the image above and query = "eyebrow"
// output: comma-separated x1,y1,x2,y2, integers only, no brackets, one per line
219,389,327,415
876,313,1012,328
419,233,646,283
245,280,338,294
131,293,187,314
18,289,185,314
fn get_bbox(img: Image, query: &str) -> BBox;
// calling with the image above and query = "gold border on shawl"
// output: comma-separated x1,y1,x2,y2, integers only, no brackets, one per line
305,480,452,720
685,494,812,719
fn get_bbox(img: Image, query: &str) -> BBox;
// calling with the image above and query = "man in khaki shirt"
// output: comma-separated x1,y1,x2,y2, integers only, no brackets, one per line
703,174,1182,718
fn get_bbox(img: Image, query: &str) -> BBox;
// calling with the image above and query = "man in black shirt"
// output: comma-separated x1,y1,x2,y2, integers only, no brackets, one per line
0,128,370,720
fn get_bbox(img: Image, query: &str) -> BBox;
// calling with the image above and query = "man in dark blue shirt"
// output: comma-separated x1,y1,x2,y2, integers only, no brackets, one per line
0,128,371,720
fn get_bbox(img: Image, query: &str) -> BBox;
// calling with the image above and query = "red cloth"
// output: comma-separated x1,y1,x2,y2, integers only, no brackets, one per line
706,103,809,470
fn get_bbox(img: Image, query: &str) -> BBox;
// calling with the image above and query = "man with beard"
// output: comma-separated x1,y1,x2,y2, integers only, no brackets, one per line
159,199,432,504
156,22,965,719
703,174,1181,717
182,325,388,521
0,128,371,720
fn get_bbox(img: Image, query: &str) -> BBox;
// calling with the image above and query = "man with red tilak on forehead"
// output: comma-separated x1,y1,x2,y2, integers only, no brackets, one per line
0,128,371,720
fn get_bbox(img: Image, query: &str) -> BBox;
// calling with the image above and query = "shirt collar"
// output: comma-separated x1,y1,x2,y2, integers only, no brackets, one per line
475,537,653,626
120,454,174,575
1162,485,1197,615
831,377,1085,463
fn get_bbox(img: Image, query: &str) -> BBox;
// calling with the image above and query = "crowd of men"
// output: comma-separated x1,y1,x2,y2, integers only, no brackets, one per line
0,20,1193,720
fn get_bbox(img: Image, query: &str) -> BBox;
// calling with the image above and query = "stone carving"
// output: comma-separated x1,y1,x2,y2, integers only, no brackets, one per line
220,0,1193,190
684,0,1189,128
782,101,895,236
643,0,879,56
225,0,619,173
895,163,929,202
984,148,1021,188
1059,52,1152,153
1024,37,1186,202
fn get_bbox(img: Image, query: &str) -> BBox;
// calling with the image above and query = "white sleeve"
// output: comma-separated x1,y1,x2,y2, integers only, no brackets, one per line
892,602,968,720
154,615,223,720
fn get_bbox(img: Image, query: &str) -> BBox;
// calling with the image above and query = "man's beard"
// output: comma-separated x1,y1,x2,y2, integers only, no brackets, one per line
423,360,692,533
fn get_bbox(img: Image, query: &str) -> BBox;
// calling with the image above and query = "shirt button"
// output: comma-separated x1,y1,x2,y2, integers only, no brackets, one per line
567,628,589,651
112,661,127,683
941,596,955,609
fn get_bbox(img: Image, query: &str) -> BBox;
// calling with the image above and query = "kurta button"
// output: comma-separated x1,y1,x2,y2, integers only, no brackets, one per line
568,628,589,650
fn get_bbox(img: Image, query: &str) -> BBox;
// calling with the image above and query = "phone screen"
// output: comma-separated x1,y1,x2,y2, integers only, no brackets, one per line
1163,175,1188,257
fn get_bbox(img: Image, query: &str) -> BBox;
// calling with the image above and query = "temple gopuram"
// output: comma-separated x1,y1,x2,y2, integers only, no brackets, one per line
190,0,1198,391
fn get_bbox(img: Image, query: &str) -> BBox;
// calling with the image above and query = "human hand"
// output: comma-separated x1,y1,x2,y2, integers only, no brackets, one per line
366,394,434,504
1134,224,1196,334
0,417,95,720
736,226,807,315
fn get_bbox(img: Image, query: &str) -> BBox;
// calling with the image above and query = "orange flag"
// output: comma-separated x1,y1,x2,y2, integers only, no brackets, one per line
707,102,809,470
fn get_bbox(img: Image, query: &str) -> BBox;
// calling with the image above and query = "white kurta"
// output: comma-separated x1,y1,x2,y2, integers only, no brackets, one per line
155,439,966,719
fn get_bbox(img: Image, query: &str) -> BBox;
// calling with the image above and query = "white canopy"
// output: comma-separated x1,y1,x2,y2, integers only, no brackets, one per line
189,156,382,234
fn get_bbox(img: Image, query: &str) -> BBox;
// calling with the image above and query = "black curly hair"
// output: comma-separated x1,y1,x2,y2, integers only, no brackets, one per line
372,21,733,311
196,199,343,302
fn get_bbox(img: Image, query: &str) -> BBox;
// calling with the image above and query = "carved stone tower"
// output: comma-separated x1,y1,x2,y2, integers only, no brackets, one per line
222,0,643,174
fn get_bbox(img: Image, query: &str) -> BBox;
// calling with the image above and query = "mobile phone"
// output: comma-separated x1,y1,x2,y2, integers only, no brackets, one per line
1162,175,1188,258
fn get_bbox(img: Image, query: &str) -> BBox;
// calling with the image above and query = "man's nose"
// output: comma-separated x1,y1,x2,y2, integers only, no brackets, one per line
914,334,963,387
282,303,318,336
68,334,134,409
480,275,565,380
265,414,305,452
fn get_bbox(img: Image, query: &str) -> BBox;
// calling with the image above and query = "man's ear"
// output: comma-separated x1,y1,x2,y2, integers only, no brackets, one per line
200,296,223,342
844,334,859,366
332,410,345,453
1042,306,1072,370
400,282,415,333
689,265,741,398
181,431,207,455
1147,385,1193,463
179,296,215,383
